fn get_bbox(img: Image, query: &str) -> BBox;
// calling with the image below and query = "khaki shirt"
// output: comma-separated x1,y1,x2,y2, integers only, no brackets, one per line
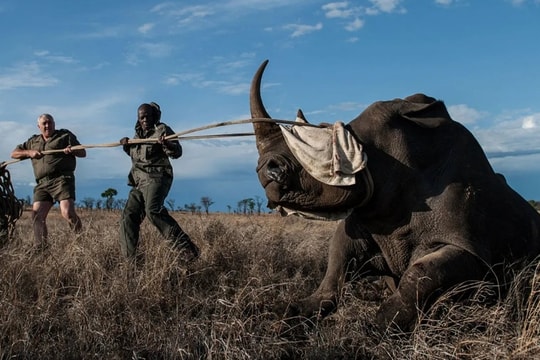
123,122,182,188
15,129,81,182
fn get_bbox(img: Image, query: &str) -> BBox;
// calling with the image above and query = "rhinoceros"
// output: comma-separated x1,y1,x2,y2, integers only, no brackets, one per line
249,60,540,331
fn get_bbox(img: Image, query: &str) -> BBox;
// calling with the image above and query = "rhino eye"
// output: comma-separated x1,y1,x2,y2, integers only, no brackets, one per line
267,159,278,168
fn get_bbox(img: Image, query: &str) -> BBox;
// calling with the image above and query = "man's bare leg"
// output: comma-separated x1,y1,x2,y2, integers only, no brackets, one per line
59,198,82,233
32,201,53,249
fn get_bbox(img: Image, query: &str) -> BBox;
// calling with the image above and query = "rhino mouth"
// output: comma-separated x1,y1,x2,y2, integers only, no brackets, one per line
276,205,352,221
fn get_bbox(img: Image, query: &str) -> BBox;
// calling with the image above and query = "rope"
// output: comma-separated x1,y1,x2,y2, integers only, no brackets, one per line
0,166,24,244
0,118,325,168
168,118,325,138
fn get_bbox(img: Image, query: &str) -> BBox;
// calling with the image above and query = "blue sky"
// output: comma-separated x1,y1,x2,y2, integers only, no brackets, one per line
1,0,539,212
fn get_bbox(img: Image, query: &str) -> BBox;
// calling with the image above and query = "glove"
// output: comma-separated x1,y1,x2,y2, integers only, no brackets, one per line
119,137,129,145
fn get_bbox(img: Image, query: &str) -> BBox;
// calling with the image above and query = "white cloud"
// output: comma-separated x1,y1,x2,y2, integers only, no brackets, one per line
138,42,173,57
283,22,323,37
149,1,318,34
125,42,174,65
0,62,59,90
153,0,308,17
323,2,355,18
177,140,258,179
0,121,36,161
162,67,249,95
163,72,203,86
217,83,250,95
198,79,250,95
75,148,131,181
366,0,406,15
522,115,537,129
223,0,299,9
447,104,485,125
150,4,215,28
138,23,155,34
346,18,365,31
34,50,77,64
322,2,365,32
321,0,404,32
508,0,540,5
71,25,124,39
435,0,454,5
473,113,540,161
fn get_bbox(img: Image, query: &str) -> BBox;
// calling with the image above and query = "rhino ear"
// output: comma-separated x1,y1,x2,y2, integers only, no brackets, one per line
400,95,452,129
296,109,308,123
404,93,437,104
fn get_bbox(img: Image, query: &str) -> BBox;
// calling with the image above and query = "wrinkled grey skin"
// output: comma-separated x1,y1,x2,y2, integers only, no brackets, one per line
250,60,540,331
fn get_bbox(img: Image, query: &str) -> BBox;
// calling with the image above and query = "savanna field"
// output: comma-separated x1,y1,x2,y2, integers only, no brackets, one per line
1,210,539,359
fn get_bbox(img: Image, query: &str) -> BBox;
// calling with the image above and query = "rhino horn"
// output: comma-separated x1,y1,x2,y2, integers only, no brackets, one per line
250,60,282,153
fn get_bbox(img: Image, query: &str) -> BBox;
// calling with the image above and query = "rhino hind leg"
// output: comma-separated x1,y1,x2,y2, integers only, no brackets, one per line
376,245,485,332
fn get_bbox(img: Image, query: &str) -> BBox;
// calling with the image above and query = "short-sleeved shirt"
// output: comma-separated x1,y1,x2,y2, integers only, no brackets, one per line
15,129,82,182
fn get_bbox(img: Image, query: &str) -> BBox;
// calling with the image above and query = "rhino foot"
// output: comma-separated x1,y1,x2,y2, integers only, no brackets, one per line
271,296,337,338
375,293,418,333
287,295,337,320
272,294,336,325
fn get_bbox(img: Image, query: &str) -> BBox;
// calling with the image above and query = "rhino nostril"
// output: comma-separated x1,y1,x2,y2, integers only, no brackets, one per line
266,160,284,183
267,168,282,183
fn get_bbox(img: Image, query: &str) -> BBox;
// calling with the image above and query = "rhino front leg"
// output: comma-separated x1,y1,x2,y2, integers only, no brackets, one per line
289,220,383,319
376,244,485,332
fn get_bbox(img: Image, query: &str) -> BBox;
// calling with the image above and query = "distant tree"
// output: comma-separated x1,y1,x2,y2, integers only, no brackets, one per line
254,196,264,215
237,198,254,215
185,203,198,215
200,196,214,214
81,197,95,210
101,188,118,210
114,199,127,210
247,198,255,214
166,199,176,212
237,199,246,214
95,199,103,210
227,205,232,214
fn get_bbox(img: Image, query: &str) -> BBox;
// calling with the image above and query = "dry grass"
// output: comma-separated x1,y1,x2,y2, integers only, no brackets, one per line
0,210,539,359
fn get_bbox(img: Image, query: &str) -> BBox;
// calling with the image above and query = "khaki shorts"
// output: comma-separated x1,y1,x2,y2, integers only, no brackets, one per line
34,175,76,203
